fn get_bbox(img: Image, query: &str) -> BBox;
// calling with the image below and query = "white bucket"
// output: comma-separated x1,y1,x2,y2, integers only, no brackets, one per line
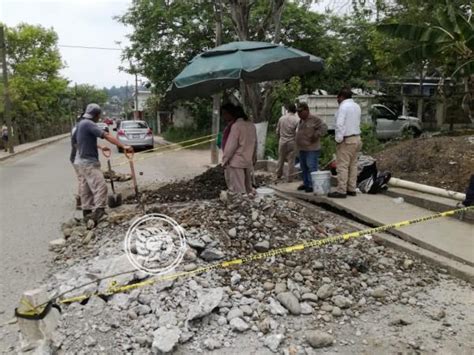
311,171,331,195
256,187,275,197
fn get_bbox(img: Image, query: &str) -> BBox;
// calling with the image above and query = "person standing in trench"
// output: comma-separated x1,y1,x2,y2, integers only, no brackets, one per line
221,103,257,194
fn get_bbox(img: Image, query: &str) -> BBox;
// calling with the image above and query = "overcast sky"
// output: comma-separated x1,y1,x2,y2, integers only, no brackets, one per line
0,0,350,89
1,0,134,88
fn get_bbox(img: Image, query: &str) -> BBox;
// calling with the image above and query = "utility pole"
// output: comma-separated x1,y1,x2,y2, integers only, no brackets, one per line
211,0,222,164
134,73,139,120
156,111,161,135
125,81,129,119
74,82,78,115
0,25,14,153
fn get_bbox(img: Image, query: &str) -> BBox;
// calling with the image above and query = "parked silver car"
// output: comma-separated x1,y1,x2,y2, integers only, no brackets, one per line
371,104,422,139
116,120,154,152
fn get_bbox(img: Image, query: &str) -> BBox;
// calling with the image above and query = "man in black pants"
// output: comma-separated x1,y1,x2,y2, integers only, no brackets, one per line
462,175,474,207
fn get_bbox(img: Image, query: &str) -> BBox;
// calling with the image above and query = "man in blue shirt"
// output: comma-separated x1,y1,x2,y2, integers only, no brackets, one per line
73,103,132,223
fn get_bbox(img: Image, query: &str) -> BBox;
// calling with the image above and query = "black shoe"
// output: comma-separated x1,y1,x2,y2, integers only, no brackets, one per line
347,191,357,196
83,209,93,219
297,184,306,191
305,187,314,193
328,192,347,198
92,208,107,223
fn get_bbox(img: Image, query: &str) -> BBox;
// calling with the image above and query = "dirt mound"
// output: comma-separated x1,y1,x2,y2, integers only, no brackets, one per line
375,135,474,192
139,165,272,203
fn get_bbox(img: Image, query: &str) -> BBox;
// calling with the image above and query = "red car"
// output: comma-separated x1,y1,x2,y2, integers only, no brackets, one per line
103,117,113,125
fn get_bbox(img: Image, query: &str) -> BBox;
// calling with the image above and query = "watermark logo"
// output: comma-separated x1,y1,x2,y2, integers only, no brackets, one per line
124,214,187,275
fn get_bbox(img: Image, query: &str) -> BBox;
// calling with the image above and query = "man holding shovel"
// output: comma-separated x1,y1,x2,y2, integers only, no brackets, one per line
73,103,133,223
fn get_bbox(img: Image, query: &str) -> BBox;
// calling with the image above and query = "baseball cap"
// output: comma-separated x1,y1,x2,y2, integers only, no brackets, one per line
83,103,102,119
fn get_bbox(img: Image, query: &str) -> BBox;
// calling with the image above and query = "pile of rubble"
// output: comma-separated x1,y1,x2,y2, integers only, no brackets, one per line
43,188,472,354
134,165,273,204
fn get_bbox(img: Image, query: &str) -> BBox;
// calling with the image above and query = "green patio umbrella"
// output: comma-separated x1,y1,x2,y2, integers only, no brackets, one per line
166,41,323,101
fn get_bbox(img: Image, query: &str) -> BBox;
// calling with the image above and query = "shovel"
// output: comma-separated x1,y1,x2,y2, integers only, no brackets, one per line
102,149,122,208
125,149,139,199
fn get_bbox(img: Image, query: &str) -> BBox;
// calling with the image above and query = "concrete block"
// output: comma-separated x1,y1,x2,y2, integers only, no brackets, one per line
17,289,60,351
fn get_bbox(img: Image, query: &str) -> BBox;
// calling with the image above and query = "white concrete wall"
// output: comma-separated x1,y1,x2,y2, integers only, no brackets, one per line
173,106,196,128
297,95,374,130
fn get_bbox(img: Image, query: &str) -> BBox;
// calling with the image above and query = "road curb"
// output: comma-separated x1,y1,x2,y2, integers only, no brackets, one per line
0,134,69,162
275,191,474,284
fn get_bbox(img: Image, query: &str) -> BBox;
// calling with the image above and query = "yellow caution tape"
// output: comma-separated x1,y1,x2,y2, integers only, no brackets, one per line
111,133,217,166
54,206,472,306
111,137,216,168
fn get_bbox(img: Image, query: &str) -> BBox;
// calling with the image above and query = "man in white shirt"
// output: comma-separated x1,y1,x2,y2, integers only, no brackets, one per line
328,87,362,198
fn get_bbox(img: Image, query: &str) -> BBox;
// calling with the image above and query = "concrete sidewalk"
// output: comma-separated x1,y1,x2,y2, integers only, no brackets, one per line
0,133,69,162
274,182,474,267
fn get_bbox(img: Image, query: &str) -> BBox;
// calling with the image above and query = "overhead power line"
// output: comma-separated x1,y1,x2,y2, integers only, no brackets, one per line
58,44,122,51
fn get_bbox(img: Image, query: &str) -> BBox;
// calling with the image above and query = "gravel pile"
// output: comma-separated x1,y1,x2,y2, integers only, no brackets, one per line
44,190,474,354
131,165,273,204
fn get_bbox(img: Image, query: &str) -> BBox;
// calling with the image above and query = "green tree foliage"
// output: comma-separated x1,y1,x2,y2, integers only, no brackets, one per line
378,0,473,76
118,0,218,94
119,1,387,98
71,84,108,113
1,23,68,143
377,0,473,122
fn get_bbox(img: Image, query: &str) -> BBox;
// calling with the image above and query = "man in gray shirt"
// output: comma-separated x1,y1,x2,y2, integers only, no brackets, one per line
276,103,299,182
73,103,132,223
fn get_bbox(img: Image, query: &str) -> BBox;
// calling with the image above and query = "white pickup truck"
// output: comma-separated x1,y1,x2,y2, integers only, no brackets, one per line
297,95,423,140
371,104,422,139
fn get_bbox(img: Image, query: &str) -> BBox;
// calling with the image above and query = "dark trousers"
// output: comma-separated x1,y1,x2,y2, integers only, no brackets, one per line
463,175,474,207
299,150,320,188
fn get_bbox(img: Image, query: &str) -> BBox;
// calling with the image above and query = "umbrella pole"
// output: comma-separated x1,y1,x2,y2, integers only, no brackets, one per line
211,94,221,164
211,0,223,165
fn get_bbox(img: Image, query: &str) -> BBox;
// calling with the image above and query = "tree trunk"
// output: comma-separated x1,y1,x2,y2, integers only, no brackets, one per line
211,0,223,164
228,0,285,158
462,74,474,124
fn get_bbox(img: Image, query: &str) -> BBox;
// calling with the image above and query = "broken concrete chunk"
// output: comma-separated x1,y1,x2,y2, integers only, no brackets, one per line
228,228,237,238
187,287,223,321
200,248,224,261
151,326,181,354
187,238,205,250
332,295,352,309
276,292,301,315
268,297,288,316
204,337,222,350
301,293,318,303
230,317,249,332
316,284,333,299
371,286,386,298
49,238,66,250
254,240,270,252
264,333,284,352
226,307,244,321
306,330,334,348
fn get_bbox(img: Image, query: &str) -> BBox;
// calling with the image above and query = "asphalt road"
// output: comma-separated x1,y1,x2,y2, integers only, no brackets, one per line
0,136,211,352
0,138,75,351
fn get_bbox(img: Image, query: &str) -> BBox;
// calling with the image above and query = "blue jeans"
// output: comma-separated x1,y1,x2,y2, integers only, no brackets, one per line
300,150,320,189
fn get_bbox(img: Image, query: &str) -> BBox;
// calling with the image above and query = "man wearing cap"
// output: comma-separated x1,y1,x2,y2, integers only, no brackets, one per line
328,87,362,198
73,103,132,222
70,114,84,210
295,102,328,193
276,103,299,182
